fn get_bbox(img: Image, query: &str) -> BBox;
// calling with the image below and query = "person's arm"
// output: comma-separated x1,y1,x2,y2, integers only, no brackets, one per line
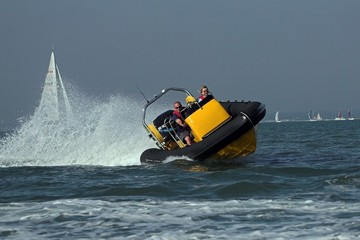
175,118,187,127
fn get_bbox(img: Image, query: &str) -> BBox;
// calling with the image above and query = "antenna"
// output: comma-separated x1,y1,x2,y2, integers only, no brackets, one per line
135,84,149,103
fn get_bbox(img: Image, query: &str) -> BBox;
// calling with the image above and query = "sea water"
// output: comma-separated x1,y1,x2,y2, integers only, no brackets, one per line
1,94,360,239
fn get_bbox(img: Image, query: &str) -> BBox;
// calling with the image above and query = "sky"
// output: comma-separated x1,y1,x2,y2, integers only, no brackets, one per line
1,0,360,128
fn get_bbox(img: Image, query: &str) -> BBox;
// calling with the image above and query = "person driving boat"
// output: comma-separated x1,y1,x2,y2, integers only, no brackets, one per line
171,101,193,146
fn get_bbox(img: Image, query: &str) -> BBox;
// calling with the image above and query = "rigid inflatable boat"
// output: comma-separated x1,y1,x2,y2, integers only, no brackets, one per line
140,87,266,164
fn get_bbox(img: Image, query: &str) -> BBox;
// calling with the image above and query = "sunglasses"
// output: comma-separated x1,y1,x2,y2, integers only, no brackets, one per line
174,106,181,109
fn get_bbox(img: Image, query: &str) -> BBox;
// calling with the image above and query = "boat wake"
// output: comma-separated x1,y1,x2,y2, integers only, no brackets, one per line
0,90,153,167
163,156,194,164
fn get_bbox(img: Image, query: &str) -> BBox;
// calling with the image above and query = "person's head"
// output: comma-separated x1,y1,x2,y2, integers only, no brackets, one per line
173,101,182,112
200,85,209,97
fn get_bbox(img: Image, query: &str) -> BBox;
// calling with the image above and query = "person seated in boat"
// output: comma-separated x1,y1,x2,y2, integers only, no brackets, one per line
198,85,210,102
172,101,193,146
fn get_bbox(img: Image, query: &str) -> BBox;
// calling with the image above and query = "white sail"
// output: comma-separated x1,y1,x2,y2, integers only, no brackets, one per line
56,64,73,119
36,51,72,122
316,112,322,121
275,111,281,122
309,110,322,121
38,51,60,121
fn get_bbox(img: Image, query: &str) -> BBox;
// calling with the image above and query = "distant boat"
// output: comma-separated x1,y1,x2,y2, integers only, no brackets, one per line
315,112,322,121
36,50,73,121
308,110,322,121
275,111,281,122
335,111,345,121
347,110,355,120
308,111,315,121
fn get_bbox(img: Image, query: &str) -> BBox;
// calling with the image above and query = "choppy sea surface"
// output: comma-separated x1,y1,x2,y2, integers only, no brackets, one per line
1,97,359,239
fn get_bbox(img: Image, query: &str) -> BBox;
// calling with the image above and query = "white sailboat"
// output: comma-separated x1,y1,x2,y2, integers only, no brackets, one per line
308,110,322,121
275,111,281,122
308,110,316,121
36,51,73,122
315,112,322,121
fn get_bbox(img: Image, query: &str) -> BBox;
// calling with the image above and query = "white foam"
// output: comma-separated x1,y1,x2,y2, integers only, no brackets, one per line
163,155,194,164
1,198,359,239
0,91,154,166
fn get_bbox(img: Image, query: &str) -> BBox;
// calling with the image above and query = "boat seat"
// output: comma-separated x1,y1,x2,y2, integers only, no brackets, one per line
185,95,197,106
199,94,214,106
147,124,164,143
153,110,173,129
184,95,214,118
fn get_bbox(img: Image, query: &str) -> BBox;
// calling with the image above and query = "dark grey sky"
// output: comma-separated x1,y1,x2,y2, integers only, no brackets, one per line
1,0,360,127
